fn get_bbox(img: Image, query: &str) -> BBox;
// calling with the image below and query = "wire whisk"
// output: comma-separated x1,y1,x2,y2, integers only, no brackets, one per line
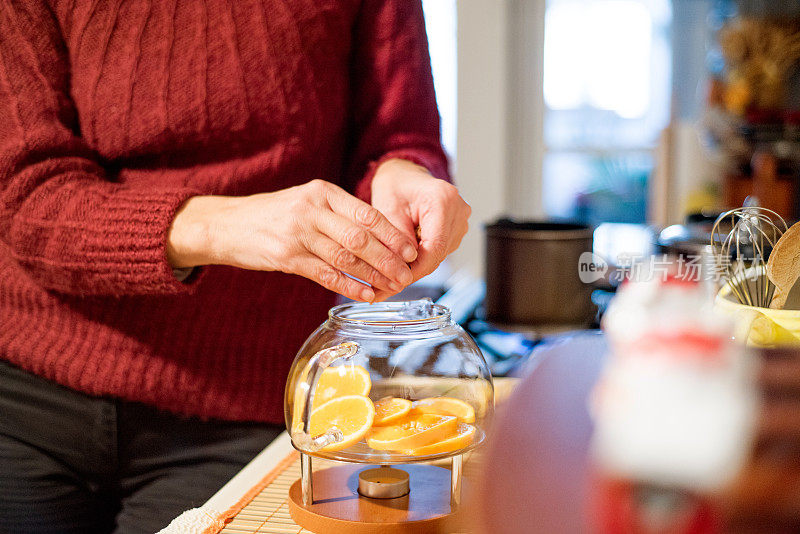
711,203,788,308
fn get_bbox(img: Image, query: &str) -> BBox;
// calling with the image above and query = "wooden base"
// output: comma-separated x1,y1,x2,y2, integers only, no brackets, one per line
288,464,460,534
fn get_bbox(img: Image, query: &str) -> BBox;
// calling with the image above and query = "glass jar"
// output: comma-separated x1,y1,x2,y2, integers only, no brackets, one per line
284,299,493,464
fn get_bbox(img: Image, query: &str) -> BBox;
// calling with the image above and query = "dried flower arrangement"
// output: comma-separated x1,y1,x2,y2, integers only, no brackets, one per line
718,17,800,114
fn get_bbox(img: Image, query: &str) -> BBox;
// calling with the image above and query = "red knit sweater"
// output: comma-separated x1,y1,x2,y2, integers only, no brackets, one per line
0,0,448,422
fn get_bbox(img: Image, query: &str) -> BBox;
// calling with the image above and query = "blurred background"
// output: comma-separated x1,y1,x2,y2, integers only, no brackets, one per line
421,0,800,276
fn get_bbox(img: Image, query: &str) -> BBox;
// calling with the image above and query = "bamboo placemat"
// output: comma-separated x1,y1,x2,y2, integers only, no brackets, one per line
218,453,311,534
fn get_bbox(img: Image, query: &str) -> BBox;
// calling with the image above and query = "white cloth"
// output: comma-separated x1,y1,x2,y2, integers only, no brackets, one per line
157,507,226,534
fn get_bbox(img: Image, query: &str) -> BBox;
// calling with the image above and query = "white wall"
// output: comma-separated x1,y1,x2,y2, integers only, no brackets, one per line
448,0,510,276
506,0,546,220
449,0,546,276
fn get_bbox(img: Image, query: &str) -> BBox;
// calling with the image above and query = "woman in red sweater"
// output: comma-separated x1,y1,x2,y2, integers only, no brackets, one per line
0,1,469,532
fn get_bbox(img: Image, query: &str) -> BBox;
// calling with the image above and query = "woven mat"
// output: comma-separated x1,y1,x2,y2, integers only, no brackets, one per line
218,452,308,534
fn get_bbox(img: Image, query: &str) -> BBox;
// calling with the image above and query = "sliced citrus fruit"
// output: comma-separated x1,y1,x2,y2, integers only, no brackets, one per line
402,423,476,456
314,365,371,406
412,397,476,424
372,397,413,426
366,413,458,451
308,395,375,452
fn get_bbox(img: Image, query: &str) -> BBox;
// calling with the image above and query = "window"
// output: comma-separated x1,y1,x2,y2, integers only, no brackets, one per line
423,0,458,161
543,0,672,223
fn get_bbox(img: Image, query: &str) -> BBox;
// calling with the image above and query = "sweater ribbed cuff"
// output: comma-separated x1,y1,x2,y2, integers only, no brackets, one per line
76,186,204,296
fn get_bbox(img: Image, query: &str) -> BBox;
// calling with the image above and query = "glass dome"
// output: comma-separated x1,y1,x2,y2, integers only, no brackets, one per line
284,299,493,464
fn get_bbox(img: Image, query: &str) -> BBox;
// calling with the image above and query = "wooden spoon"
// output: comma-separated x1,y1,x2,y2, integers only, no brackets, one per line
766,222,800,309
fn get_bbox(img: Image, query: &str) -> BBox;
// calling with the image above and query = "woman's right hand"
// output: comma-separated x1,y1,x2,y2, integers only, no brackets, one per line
166,180,418,302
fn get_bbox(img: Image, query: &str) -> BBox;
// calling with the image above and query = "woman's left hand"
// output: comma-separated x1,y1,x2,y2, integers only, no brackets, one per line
370,158,471,300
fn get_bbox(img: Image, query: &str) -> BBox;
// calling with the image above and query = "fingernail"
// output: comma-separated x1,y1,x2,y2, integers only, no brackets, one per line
389,280,402,292
402,245,418,263
361,287,375,302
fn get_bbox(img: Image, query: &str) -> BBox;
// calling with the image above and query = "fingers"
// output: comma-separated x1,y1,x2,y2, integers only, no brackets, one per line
294,178,469,298
315,210,414,287
409,209,454,281
306,235,402,293
323,184,418,263
371,288,401,303
293,255,375,302
409,193,470,282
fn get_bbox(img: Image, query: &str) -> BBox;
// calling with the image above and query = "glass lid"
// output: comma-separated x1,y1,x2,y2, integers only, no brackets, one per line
284,299,494,464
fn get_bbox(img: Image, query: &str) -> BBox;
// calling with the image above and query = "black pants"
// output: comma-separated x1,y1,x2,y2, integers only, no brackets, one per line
0,359,282,534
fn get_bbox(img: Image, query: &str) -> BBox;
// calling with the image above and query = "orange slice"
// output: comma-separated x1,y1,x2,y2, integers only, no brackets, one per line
314,365,371,406
366,413,458,451
372,397,413,426
308,395,375,452
402,423,476,456
412,397,476,424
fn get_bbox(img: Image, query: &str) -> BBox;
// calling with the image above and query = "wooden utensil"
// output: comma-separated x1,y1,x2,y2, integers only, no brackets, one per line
766,222,800,309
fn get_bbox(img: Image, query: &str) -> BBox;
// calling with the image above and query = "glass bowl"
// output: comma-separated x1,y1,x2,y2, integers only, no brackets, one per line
284,299,493,464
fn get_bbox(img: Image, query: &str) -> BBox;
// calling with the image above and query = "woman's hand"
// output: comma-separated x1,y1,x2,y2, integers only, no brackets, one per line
167,180,418,302
370,158,471,298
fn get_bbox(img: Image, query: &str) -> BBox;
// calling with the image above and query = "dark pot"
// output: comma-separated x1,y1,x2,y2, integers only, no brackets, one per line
485,219,595,326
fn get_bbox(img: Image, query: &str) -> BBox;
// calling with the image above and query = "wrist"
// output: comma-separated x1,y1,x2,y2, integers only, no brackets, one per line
373,157,427,181
167,195,229,268
372,158,429,196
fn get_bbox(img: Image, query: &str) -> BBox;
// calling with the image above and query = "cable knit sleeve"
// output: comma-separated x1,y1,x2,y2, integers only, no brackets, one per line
345,0,450,204
0,1,201,296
